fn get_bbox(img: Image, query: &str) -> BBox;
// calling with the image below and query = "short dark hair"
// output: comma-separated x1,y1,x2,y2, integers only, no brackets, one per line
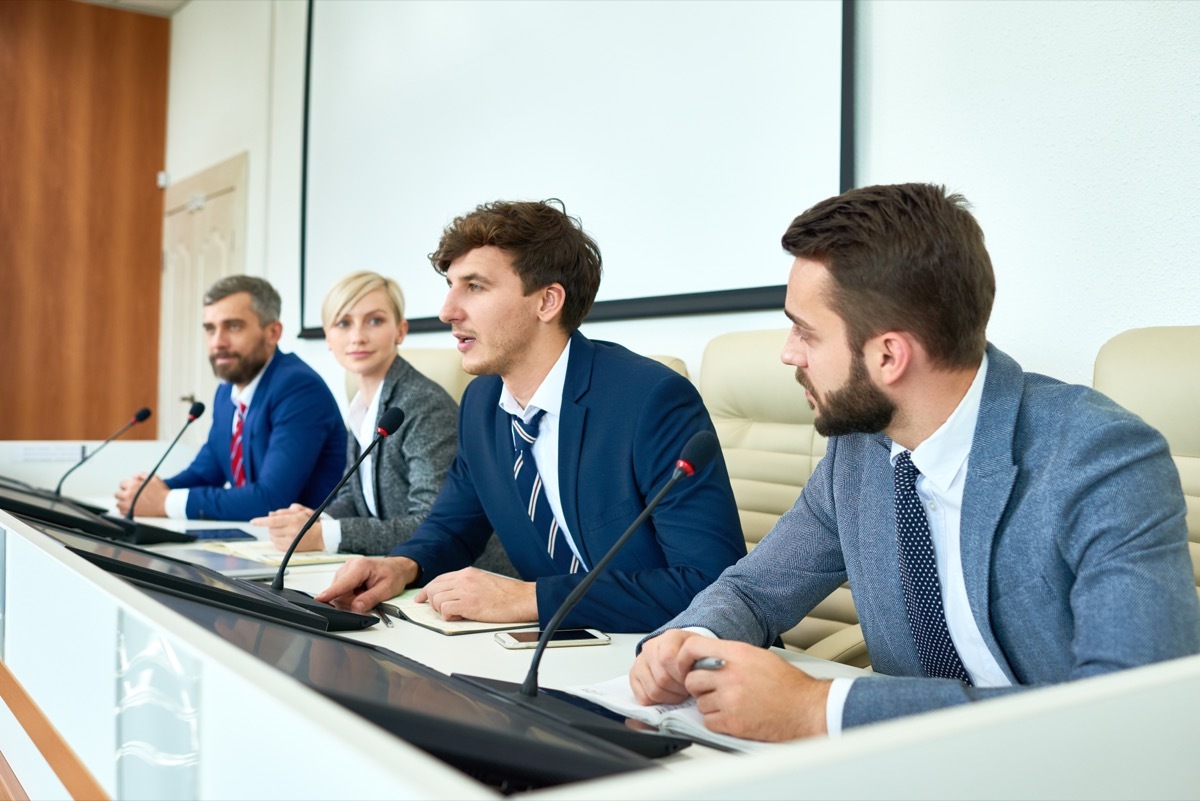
203,275,282,326
781,183,994,369
429,199,603,332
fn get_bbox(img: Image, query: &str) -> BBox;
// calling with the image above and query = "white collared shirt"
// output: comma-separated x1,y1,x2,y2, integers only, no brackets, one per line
164,353,273,519
320,384,384,552
497,340,588,570
825,352,1010,734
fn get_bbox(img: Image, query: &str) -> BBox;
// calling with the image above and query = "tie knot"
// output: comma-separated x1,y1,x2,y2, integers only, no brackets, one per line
895,450,920,482
512,409,546,451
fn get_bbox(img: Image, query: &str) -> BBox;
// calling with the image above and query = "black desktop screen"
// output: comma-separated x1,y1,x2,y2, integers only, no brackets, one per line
0,482,127,538
146,590,654,793
26,519,328,630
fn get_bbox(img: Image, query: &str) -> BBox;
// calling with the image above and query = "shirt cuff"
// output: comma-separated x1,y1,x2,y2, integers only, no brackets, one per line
164,488,189,519
825,677,854,737
321,515,342,552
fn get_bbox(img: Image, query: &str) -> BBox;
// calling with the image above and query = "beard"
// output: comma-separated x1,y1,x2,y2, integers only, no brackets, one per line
796,353,895,437
210,337,272,385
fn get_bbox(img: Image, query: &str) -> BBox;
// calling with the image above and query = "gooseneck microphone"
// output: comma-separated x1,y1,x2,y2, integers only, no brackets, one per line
126,402,205,520
55,407,152,495
269,406,405,591
518,430,720,698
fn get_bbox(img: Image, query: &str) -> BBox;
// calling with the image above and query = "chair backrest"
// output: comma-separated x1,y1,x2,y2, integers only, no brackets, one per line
343,348,476,404
1093,326,1200,593
644,354,689,379
699,329,860,654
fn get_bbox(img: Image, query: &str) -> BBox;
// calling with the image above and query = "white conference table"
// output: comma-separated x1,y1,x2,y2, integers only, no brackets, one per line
144,520,868,738
6,509,1200,800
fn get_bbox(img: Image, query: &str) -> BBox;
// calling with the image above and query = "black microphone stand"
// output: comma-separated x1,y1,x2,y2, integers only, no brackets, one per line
520,465,692,697
56,408,151,495
270,416,398,590
452,430,718,759
127,404,203,519
256,407,404,632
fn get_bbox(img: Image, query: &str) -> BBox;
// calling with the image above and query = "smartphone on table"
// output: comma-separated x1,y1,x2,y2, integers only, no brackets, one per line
494,628,610,649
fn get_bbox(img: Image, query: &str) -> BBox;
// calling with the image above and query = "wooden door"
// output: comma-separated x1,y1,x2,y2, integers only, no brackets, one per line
159,154,247,447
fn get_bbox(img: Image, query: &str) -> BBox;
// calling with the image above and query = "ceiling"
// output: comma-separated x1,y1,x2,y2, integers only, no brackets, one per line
73,0,190,18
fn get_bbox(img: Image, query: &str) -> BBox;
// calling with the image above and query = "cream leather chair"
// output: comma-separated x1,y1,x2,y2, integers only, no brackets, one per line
344,347,475,403
1093,326,1200,597
699,329,868,666
645,354,689,379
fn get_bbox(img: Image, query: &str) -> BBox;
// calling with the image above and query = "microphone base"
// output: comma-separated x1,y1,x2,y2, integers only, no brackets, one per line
452,674,691,760
259,585,379,632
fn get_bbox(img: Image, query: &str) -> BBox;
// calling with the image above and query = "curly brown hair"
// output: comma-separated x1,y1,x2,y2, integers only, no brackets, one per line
429,199,603,331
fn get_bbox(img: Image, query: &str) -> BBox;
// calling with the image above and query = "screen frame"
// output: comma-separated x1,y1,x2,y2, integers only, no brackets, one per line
296,0,857,338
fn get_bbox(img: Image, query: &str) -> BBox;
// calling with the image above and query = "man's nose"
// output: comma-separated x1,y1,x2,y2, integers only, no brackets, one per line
439,291,460,324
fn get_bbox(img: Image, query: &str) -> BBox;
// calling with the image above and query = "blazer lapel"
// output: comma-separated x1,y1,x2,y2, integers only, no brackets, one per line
959,345,1022,681
239,352,284,484
556,331,592,567
371,358,406,513
859,433,923,672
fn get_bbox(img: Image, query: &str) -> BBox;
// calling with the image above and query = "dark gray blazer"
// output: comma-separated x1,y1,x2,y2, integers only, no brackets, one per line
656,345,1200,728
325,356,515,576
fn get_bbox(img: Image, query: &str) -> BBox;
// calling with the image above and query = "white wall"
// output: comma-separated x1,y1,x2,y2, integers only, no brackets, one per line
166,0,1200,391
856,0,1200,384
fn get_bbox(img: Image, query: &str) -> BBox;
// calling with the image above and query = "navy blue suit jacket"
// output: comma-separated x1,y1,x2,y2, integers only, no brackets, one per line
164,351,345,521
391,332,746,632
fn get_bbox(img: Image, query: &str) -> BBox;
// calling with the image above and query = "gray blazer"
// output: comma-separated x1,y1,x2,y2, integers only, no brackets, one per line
659,345,1200,728
325,356,515,576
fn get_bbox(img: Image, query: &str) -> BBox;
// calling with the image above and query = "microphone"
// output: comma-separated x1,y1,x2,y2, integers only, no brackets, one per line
55,407,152,495
450,431,718,759
126,402,205,520
519,430,720,697
269,406,405,592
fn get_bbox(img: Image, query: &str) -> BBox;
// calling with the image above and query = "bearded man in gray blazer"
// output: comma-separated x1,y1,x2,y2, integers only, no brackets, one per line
630,182,1200,739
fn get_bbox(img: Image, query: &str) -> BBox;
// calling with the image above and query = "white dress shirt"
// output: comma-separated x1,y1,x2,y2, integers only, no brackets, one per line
497,340,589,570
164,354,273,519
319,384,383,551
824,352,1010,734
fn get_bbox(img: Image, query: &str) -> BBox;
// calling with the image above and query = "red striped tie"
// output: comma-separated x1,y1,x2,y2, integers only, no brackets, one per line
231,401,247,487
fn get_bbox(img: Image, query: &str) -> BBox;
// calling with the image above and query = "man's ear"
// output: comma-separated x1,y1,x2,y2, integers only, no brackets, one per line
265,320,284,347
869,331,915,387
536,283,566,324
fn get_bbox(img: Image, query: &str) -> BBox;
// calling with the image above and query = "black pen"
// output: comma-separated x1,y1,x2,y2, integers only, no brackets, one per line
691,657,726,671
373,605,395,628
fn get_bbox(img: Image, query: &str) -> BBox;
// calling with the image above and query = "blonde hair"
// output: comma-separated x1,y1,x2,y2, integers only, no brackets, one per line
321,271,406,330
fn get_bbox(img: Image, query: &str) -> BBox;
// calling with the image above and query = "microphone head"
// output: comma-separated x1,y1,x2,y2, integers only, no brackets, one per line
133,407,152,423
187,401,206,421
376,407,405,437
676,431,720,477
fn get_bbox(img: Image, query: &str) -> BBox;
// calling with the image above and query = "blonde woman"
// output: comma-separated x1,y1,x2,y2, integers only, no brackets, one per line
253,271,512,573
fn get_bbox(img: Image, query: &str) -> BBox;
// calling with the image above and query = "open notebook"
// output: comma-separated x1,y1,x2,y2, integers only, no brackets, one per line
199,539,355,567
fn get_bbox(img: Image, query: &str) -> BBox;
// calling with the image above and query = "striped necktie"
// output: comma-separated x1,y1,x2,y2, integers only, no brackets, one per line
894,451,972,684
231,401,247,488
511,410,582,574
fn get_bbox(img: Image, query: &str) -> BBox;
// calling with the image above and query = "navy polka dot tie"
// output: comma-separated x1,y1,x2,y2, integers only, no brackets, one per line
512,410,583,575
894,451,972,685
